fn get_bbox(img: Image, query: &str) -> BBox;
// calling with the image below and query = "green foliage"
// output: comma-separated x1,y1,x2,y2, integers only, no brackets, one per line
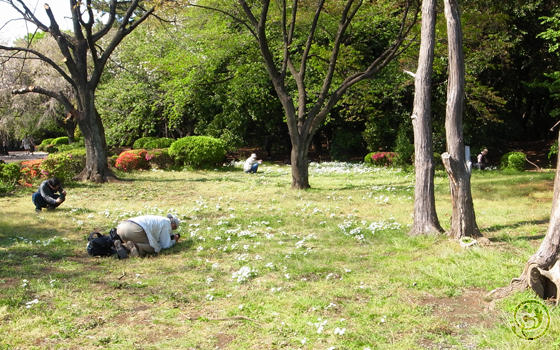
394,127,414,167
133,137,159,149
40,138,54,146
500,151,526,171
51,137,69,146
143,138,175,150
55,138,85,153
168,136,227,168
549,140,558,159
40,149,87,183
0,162,21,194
46,144,59,153
329,130,364,161
146,148,175,169
115,149,150,172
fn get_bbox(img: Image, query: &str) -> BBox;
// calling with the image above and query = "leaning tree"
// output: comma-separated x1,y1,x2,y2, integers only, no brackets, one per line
192,0,420,189
0,0,159,182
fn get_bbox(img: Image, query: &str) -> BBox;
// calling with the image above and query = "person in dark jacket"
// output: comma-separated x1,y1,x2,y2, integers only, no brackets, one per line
32,177,67,212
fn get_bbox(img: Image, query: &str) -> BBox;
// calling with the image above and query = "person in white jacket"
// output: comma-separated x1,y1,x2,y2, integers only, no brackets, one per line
243,153,262,173
116,214,180,257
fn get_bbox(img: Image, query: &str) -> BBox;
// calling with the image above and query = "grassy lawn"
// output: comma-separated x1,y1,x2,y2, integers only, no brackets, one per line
0,162,558,349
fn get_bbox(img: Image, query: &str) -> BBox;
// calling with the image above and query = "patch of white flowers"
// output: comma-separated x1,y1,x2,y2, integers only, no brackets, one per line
231,266,257,283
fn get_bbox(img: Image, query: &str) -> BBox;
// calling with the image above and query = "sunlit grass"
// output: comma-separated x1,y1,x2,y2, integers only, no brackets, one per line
0,163,557,349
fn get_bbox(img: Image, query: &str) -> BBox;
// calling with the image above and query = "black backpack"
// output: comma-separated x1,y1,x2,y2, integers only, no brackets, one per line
87,229,123,257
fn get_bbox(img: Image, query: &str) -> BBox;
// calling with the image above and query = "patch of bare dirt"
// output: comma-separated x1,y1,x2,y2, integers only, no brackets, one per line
418,289,495,328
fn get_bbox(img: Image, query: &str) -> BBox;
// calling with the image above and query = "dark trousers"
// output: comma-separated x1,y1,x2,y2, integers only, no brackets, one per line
32,192,64,210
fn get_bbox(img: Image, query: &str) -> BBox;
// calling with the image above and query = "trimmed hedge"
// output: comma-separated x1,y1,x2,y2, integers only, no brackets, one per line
133,137,158,150
169,136,227,168
143,138,174,150
500,151,526,171
146,149,174,169
51,137,69,146
41,149,87,183
0,162,21,194
115,149,150,172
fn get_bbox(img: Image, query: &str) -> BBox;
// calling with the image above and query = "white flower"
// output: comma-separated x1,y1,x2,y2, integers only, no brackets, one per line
301,338,307,344
231,266,257,283
25,299,39,308
238,304,244,309
284,273,290,280
205,294,214,301
196,246,204,252
334,327,346,335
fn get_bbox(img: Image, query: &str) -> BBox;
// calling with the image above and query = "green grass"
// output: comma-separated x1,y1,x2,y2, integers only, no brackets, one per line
0,162,558,349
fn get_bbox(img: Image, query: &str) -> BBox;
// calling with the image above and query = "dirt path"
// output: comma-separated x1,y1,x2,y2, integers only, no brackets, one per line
0,151,48,164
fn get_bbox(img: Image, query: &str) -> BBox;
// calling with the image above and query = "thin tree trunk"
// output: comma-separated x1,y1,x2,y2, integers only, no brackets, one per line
490,131,560,300
410,0,443,236
441,0,481,240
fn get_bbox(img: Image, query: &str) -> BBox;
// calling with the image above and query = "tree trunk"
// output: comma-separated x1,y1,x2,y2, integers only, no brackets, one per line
74,90,114,183
409,0,443,236
290,136,311,189
441,0,481,240
490,131,560,300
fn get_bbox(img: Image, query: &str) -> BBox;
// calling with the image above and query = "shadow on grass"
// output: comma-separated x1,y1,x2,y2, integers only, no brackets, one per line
483,218,549,234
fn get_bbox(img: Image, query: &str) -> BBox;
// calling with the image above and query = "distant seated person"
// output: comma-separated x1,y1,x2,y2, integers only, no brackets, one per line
244,153,262,174
115,214,181,258
32,177,66,213
474,148,489,170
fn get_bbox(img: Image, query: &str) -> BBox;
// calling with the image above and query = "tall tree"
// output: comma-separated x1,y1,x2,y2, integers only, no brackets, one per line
409,0,443,236
0,0,158,182
193,0,420,189
440,0,482,239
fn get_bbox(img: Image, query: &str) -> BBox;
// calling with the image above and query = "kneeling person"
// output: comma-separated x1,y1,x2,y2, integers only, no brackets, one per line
33,177,67,212
117,214,180,257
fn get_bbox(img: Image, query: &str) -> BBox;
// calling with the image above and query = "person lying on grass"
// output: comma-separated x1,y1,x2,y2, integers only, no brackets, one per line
115,214,181,258
32,177,67,213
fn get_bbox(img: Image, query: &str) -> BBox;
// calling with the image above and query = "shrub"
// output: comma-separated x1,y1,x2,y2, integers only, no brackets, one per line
20,159,44,186
115,149,150,172
0,162,22,194
143,138,175,150
46,144,59,153
108,154,119,168
56,138,85,153
146,148,174,169
41,149,87,183
133,137,158,150
169,136,227,168
364,152,397,167
394,129,414,167
51,137,69,146
500,151,526,171
40,138,55,146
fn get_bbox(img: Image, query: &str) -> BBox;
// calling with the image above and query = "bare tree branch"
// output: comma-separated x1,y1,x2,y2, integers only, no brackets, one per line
0,45,76,89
